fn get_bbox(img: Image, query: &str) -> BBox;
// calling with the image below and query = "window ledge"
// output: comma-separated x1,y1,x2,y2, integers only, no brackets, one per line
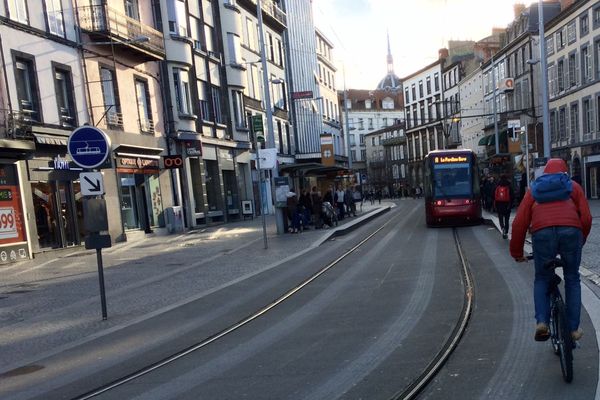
229,63,247,71
179,113,198,121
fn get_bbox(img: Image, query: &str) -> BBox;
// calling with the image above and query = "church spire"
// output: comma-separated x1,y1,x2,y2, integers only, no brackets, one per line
387,30,394,74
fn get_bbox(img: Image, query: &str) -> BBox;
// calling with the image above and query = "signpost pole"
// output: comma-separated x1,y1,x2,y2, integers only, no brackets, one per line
250,115,268,249
96,247,108,319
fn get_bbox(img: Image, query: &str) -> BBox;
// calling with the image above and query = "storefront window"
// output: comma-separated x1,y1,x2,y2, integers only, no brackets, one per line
32,182,60,248
204,160,221,211
120,174,139,230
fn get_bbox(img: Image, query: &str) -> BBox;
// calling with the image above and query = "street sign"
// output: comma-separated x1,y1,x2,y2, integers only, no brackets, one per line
507,119,520,129
252,115,264,134
68,126,111,169
292,91,313,100
80,172,104,196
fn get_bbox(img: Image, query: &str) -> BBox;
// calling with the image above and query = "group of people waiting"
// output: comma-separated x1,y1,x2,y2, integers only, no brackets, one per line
286,185,362,233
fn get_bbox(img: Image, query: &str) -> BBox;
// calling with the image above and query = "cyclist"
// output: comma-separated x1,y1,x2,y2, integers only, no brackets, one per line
510,159,591,342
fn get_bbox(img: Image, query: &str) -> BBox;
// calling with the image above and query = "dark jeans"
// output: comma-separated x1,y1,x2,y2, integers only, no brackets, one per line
532,226,583,332
496,202,511,234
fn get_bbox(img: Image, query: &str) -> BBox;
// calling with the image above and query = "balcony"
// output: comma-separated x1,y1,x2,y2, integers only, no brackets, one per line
1,110,34,140
237,0,286,30
78,5,165,61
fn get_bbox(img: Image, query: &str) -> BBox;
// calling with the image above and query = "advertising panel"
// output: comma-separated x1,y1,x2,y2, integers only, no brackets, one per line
0,164,29,263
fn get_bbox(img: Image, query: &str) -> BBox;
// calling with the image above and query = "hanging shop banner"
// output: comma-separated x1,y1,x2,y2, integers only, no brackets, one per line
163,155,184,169
0,164,29,263
320,134,335,167
184,141,202,156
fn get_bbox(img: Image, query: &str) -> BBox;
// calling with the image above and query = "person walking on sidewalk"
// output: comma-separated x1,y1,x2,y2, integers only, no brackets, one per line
494,175,513,239
335,186,345,220
510,158,592,343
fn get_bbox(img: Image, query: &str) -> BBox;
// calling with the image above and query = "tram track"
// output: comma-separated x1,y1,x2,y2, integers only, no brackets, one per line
71,211,474,400
391,228,475,400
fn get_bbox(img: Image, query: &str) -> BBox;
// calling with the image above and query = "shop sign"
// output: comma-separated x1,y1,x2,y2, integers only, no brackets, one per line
184,141,202,156
53,156,71,170
116,156,159,173
320,134,335,167
163,155,184,169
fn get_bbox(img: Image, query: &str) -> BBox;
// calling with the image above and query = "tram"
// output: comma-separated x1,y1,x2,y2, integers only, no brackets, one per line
423,149,482,226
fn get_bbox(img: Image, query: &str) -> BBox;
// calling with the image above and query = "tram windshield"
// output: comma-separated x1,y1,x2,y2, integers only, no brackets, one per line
432,162,472,199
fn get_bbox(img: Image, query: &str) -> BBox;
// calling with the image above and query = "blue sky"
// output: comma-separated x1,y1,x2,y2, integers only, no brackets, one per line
313,0,538,90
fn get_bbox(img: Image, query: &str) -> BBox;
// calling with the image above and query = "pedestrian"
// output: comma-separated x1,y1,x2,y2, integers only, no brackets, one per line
369,189,375,205
344,186,355,217
510,158,592,342
376,189,382,204
311,186,323,228
335,185,345,220
352,186,362,213
484,176,496,211
286,190,301,233
323,187,334,204
299,189,312,228
494,174,513,239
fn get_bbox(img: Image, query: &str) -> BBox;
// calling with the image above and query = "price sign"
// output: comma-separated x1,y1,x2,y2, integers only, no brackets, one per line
0,207,17,239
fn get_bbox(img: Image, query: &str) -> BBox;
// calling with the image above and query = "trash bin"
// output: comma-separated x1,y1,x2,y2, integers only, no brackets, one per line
165,206,184,233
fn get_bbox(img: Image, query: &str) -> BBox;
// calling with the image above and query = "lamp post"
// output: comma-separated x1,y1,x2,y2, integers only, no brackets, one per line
256,0,285,235
538,0,551,158
343,66,352,170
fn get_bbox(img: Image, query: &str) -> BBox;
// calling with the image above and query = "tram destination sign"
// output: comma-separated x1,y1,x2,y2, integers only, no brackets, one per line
68,126,111,169
434,155,468,163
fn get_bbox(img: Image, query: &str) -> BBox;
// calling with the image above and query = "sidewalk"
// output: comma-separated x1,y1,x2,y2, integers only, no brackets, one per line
482,199,600,277
0,201,394,376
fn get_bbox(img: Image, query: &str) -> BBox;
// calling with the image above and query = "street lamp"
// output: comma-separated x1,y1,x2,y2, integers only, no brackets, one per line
256,0,285,235
538,0,551,159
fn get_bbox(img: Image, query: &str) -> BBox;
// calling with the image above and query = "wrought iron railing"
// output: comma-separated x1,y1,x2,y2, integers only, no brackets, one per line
0,109,35,139
78,5,165,57
105,111,124,128
139,118,155,134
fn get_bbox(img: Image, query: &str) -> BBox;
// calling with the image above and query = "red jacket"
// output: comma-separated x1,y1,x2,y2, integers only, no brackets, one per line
509,160,592,258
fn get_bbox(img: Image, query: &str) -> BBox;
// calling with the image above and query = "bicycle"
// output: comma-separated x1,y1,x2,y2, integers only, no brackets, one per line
528,255,575,383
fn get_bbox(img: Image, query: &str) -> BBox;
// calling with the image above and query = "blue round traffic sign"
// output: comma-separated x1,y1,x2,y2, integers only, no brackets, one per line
68,126,111,169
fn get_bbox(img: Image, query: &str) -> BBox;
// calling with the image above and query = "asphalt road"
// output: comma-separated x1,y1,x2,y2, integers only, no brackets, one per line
4,201,598,399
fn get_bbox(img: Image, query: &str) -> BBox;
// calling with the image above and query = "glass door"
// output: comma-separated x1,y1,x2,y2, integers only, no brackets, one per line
120,174,139,229
31,182,60,249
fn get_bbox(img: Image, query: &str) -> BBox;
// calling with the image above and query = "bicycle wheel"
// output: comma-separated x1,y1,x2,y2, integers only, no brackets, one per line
555,298,574,383
550,301,560,356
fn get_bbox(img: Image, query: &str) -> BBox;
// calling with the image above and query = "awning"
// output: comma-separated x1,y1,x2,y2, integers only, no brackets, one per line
478,131,508,146
33,133,68,146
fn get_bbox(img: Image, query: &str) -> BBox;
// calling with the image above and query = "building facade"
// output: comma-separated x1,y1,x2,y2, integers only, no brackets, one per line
546,0,600,198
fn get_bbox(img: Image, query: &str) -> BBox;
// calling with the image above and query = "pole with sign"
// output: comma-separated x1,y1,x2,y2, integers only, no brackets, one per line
250,115,268,249
68,126,112,320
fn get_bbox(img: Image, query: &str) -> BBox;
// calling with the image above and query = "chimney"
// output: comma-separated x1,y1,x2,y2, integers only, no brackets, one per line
514,3,526,18
560,0,576,10
439,48,449,61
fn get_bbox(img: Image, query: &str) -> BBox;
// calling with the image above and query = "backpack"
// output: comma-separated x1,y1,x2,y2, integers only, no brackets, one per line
495,185,510,203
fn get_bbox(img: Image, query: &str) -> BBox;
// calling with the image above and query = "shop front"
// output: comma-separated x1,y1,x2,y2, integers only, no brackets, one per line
27,154,84,251
582,144,600,199
115,155,164,233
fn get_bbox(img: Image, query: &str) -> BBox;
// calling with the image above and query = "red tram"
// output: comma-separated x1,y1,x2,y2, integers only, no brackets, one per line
424,149,482,226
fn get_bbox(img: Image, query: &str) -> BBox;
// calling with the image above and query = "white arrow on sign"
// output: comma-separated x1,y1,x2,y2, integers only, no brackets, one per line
80,172,104,196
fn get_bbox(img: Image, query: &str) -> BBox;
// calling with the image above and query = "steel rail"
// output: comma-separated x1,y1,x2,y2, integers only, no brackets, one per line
73,208,401,400
391,228,475,400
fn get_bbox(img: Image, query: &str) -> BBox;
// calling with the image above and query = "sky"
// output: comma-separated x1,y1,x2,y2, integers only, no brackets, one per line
313,0,539,90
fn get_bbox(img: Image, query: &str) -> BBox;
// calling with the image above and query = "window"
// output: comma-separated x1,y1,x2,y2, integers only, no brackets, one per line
246,18,256,51
546,36,555,56
567,21,576,44
583,99,593,139
382,97,394,109
14,56,40,121
556,29,566,49
411,84,416,100
209,85,222,125
268,33,274,62
550,110,558,142
596,40,600,79
359,134,365,145
358,118,364,130
365,99,372,109
570,103,579,143
594,7,600,29
581,14,589,36
419,80,424,98
582,46,592,83
368,118,373,129
135,78,153,133
231,90,248,128
168,0,187,36
557,59,565,91
8,0,28,24
99,66,121,127
361,149,366,160
53,65,76,127
559,107,567,141
124,0,139,20
568,53,578,87
434,73,440,91
371,137,376,146
227,33,242,65
405,88,410,103
45,0,64,37
173,68,191,115
426,77,431,95
204,24,216,53
383,117,388,127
